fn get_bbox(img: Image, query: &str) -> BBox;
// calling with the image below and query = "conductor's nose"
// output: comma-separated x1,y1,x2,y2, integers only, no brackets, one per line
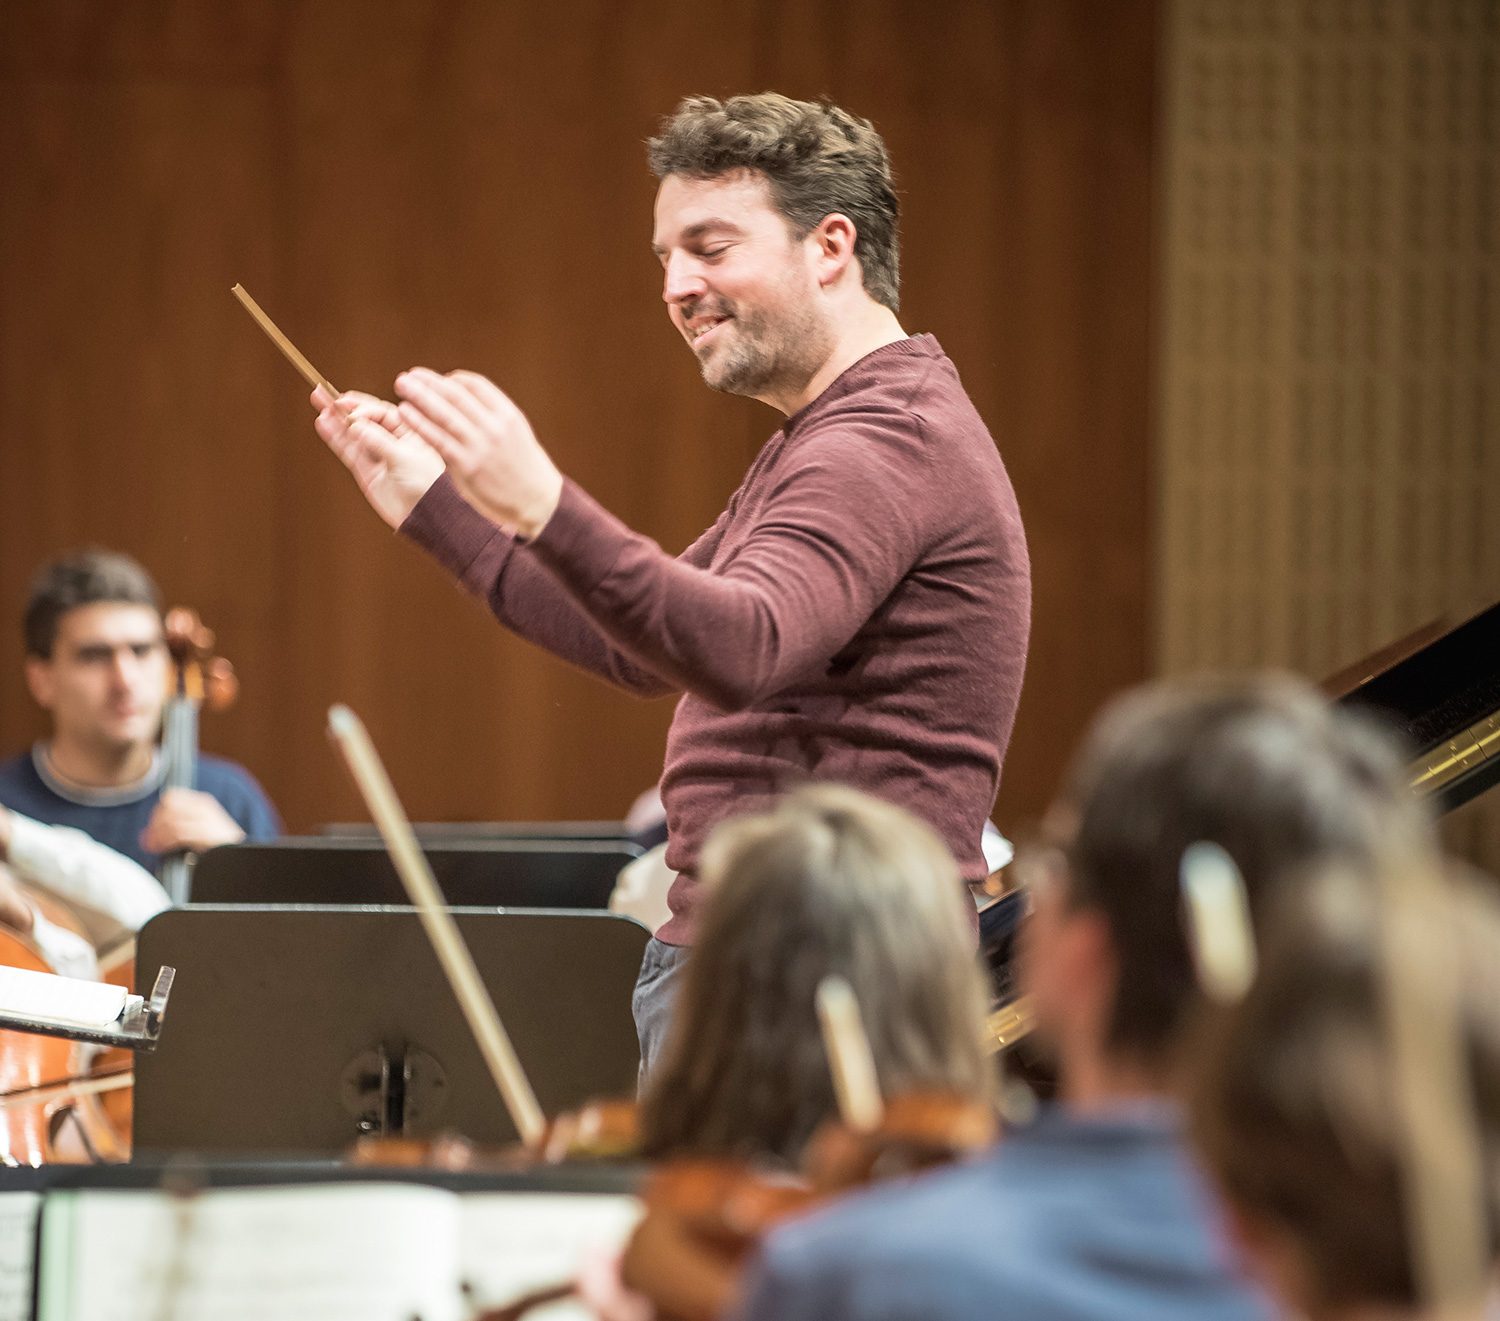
661,253,706,307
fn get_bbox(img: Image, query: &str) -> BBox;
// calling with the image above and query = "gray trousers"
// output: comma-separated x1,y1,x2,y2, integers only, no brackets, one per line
633,935,691,1087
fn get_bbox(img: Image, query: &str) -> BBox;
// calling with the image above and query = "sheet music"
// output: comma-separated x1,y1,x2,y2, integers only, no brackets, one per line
0,966,126,1029
0,1193,40,1321
458,1193,643,1317
37,1184,462,1321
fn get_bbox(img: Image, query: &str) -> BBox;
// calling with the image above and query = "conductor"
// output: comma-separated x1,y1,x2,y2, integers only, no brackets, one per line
311,93,1031,1071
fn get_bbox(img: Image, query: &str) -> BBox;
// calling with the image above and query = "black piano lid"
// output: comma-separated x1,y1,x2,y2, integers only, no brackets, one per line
1329,599,1500,814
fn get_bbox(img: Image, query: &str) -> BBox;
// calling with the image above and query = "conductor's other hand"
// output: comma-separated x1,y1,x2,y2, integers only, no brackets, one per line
141,788,245,856
312,387,445,530
393,368,564,540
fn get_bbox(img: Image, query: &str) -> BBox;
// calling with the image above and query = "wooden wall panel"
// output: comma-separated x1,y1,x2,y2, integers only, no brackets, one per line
0,0,1155,836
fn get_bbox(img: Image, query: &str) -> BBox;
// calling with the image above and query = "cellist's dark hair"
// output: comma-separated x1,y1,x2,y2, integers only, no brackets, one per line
24,550,161,658
638,784,991,1165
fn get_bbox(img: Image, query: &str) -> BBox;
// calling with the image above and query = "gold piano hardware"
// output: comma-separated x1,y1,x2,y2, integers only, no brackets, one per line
984,996,1034,1054
1409,712,1500,795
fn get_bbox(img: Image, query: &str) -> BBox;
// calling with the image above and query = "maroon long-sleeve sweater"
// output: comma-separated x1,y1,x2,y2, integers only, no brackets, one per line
401,334,1031,944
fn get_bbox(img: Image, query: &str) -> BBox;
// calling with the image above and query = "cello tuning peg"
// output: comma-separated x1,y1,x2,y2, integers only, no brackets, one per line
164,607,216,662
204,658,239,712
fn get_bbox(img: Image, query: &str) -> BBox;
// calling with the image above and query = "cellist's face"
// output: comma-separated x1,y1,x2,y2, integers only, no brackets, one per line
26,604,168,755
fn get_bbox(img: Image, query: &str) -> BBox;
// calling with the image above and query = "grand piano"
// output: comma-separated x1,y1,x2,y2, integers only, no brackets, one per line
1326,601,1500,814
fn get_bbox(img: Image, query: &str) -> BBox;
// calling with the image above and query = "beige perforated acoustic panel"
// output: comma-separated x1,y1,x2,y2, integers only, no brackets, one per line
1157,0,1500,862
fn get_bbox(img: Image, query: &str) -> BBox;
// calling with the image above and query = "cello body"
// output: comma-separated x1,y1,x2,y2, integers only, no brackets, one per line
0,926,78,1166
0,887,130,1165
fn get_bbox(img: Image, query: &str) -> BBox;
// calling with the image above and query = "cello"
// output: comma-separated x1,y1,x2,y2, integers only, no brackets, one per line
0,874,129,1164
158,607,238,904
0,606,239,1162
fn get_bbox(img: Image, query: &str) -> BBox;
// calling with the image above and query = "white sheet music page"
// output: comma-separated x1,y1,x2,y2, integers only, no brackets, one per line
36,1183,462,1321
0,1193,40,1321
458,1193,643,1317
0,966,125,1030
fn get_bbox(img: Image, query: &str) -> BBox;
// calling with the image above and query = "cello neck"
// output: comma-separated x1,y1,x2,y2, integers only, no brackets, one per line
160,695,199,793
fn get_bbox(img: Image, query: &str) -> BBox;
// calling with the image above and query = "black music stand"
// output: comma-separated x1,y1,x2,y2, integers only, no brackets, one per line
189,837,641,908
132,906,650,1156
320,820,631,841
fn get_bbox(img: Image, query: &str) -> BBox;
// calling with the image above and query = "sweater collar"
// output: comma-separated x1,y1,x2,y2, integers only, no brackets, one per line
32,741,166,807
783,332,942,432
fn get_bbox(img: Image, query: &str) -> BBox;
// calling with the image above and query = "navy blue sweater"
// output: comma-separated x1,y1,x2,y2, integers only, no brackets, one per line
0,747,280,873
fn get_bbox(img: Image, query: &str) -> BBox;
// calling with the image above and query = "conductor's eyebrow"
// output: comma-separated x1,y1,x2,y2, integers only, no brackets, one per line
652,218,744,256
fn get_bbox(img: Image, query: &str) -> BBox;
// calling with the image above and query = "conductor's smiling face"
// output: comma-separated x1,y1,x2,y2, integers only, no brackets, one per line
653,170,833,404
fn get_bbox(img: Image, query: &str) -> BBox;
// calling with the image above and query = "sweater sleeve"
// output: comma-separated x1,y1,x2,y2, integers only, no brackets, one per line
26,909,100,981
526,420,931,712
401,475,729,698
5,812,171,933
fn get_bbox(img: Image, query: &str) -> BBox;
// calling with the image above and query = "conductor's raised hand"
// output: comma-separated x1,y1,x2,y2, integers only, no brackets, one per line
394,368,564,540
312,386,445,530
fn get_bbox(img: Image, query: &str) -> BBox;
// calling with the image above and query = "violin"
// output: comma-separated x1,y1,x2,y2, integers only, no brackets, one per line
615,1090,997,1321
159,608,238,903
614,979,998,1321
345,1096,641,1172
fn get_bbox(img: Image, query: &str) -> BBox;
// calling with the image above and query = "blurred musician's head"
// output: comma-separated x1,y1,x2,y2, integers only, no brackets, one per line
22,550,167,770
639,783,990,1165
1191,864,1500,1320
648,94,899,410
1020,673,1429,1101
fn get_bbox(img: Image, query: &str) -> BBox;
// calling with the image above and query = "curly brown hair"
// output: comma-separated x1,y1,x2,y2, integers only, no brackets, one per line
647,93,901,313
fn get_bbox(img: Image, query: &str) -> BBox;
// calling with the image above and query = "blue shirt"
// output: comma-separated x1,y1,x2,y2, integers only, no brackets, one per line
736,1104,1272,1321
0,745,281,875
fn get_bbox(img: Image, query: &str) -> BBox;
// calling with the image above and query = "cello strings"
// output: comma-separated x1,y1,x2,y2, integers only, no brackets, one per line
0,1065,133,1110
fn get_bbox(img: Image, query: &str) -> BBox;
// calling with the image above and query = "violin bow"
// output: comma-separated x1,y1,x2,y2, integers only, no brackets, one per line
327,705,546,1146
815,976,884,1133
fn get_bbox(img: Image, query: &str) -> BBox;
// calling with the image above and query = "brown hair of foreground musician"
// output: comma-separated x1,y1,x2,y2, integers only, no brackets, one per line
1191,866,1500,1320
638,784,992,1165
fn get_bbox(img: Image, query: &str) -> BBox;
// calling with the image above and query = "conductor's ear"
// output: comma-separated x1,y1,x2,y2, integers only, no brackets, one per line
811,213,859,288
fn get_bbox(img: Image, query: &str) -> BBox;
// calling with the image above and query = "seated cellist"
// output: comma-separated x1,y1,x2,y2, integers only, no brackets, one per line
1190,863,1500,1321
0,550,280,952
579,783,994,1319
734,674,1432,1321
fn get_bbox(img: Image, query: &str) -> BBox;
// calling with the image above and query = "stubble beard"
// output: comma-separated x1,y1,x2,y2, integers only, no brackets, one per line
694,297,834,402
